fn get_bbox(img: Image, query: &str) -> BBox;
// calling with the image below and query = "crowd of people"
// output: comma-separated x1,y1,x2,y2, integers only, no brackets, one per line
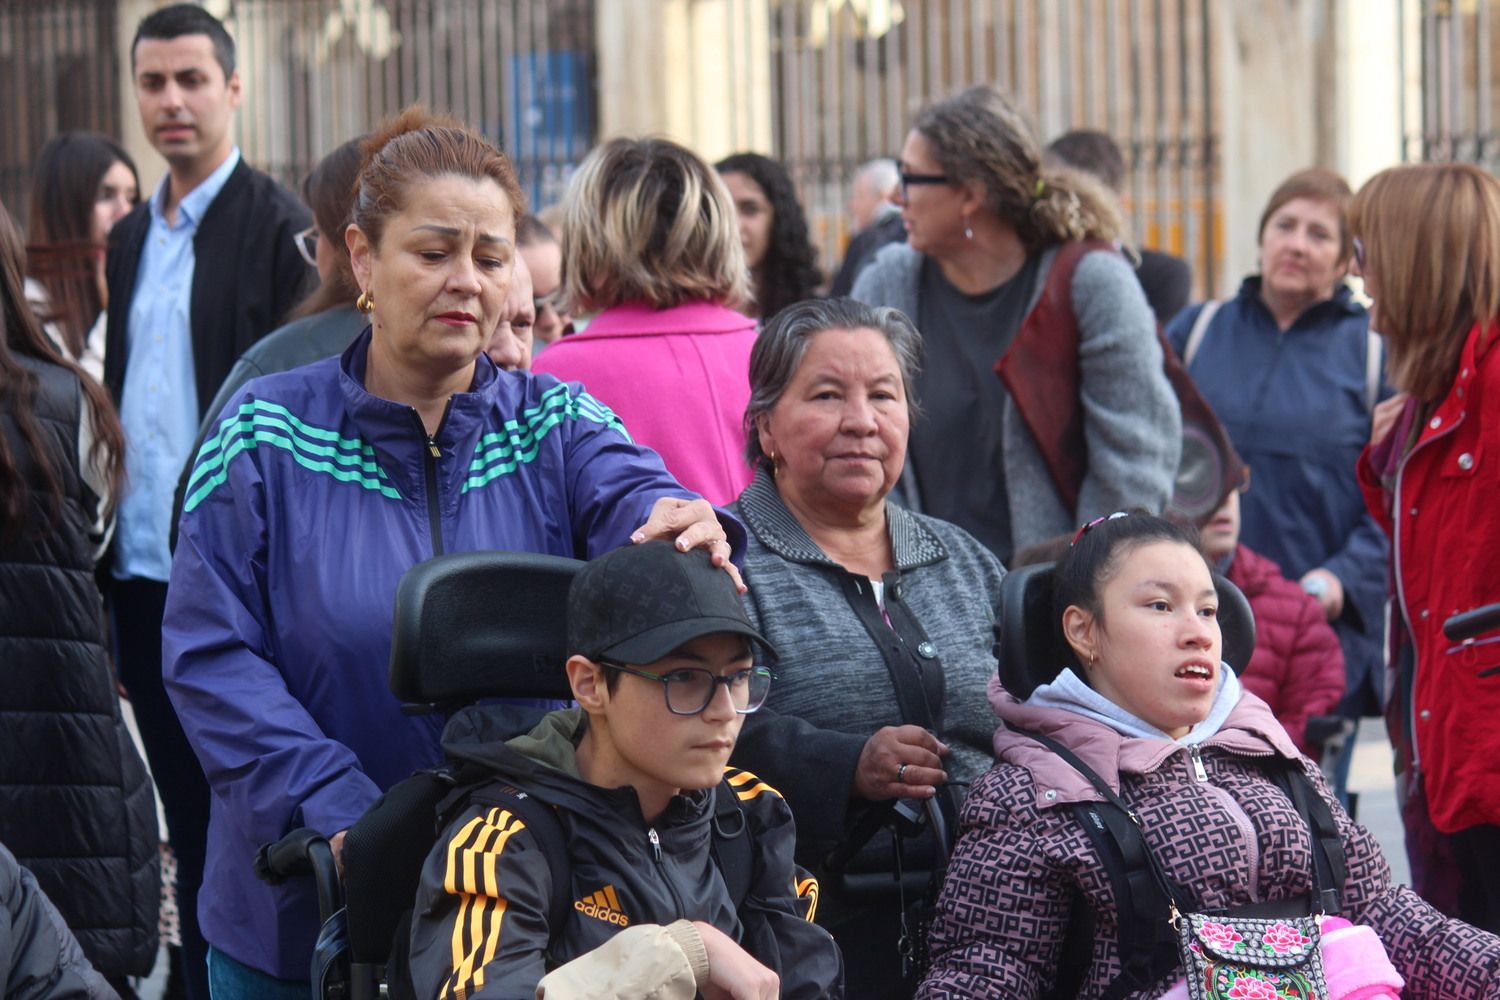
3,3,1500,999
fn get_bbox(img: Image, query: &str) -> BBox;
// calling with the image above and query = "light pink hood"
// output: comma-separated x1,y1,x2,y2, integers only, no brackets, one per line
986,674,1304,811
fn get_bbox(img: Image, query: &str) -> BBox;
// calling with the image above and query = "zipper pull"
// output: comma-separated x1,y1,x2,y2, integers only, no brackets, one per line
647,827,662,863
1189,746,1208,782
426,437,441,459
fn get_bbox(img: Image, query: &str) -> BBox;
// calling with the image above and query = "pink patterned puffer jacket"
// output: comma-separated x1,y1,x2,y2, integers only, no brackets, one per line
916,679,1500,999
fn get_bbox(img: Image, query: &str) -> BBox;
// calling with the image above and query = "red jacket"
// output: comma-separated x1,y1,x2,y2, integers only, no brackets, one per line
1359,322,1500,833
1226,543,1345,757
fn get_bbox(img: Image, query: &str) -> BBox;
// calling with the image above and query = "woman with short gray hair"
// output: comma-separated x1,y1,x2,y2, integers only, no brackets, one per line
728,297,1006,1000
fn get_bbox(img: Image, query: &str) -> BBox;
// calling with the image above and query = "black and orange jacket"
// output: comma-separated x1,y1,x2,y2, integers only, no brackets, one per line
407,707,843,1000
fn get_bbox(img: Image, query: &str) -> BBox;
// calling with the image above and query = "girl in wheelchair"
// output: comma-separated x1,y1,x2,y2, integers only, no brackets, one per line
917,512,1500,999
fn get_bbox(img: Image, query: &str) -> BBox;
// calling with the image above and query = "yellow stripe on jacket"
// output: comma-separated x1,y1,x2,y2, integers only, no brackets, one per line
439,807,526,1000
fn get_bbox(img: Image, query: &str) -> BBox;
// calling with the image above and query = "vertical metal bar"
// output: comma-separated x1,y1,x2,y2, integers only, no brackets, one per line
1449,0,1462,160
1178,0,1196,287
949,0,966,85
1105,0,1120,138
1127,0,1144,244
994,0,1011,96
497,0,517,178
1398,0,1409,161
1080,0,1095,123
1153,0,1168,255
1424,0,1439,159
1476,0,1489,165
970,0,986,88
1200,0,1214,293
1057,0,1073,126
1016,0,1032,111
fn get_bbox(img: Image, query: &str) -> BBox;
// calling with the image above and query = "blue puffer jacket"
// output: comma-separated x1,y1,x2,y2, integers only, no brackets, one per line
164,329,732,980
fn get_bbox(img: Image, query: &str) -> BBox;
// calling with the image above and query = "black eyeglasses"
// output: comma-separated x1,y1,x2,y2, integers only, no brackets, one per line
899,170,951,199
1071,510,1131,546
600,661,775,716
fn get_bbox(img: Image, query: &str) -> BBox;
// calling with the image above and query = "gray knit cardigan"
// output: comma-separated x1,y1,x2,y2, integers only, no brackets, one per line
851,241,1181,550
728,468,1006,858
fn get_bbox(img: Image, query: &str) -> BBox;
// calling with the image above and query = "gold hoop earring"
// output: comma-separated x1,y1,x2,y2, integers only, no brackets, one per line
356,291,374,314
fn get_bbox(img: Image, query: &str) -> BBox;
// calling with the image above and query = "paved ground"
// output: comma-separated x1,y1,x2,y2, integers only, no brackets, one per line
129,718,1413,998
1347,714,1410,887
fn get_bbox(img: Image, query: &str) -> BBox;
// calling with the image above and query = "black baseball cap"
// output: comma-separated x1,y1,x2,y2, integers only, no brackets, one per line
567,540,777,665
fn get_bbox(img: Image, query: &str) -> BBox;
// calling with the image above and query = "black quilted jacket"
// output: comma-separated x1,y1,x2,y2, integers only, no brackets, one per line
0,355,159,976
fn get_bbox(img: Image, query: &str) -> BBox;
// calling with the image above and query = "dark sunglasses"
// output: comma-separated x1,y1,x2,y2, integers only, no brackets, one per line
899,170,951,198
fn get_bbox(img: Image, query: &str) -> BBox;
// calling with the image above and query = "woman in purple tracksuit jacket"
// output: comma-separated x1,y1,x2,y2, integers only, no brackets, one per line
162,110,741,996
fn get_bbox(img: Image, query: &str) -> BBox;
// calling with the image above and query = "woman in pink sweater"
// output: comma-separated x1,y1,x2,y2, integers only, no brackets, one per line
532,138,759,504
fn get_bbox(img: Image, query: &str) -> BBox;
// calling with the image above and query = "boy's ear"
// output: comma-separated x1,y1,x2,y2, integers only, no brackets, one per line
567,655,609,713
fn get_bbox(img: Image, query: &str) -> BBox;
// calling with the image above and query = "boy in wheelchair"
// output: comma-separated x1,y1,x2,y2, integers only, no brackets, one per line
406,540,843,999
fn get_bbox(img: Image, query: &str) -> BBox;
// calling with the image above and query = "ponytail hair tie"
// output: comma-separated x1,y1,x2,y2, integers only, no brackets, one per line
1034,177,1047,198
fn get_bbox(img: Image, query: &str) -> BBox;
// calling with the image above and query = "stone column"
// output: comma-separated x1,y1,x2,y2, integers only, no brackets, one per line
595,0,772,160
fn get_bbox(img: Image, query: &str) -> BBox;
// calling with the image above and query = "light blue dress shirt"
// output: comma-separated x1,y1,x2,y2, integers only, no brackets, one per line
115,148,241,582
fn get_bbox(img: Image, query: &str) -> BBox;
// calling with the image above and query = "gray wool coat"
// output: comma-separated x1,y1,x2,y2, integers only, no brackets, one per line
851,241,1181,550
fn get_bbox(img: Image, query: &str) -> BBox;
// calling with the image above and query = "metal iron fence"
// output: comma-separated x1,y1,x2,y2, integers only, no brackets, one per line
0,0,123,229
1403,0,1500,170
0,0,594,229
230,0,595,211
2,0,1219,291
757,0,1222,295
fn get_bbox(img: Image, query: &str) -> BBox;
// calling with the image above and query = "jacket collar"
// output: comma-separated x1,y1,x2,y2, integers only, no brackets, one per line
1235,275,1365,325
988,674,1301,808
337,328,502,496
736,465,947,571
576,300,756,338
442,705,716,840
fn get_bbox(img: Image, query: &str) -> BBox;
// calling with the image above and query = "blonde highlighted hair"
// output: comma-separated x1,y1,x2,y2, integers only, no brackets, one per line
561,137,749,313
1350,163,1500,403
914,85,1123,249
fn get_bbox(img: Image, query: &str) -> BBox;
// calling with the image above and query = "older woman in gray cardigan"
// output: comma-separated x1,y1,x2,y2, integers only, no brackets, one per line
728,298,1006,1000
851,85,1178,564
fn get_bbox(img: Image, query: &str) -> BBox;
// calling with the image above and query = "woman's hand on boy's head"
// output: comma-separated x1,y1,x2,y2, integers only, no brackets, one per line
631,497,746,592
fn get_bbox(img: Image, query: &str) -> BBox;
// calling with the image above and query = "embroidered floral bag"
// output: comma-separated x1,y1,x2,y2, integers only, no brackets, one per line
1178,912,1328,1000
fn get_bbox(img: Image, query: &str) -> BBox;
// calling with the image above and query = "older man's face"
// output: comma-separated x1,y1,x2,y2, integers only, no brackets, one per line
486,255,535,371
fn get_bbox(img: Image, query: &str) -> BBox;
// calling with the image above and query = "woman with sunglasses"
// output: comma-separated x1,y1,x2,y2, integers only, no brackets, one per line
852,84,1179,566
1165,169,1387,814
729,298,1007,999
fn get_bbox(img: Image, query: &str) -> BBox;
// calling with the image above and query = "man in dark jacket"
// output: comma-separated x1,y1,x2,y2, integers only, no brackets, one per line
408,542,843,998
101,7,311,997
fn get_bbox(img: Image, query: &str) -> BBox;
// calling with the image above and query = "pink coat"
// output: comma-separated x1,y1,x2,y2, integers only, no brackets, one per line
531,301,757,505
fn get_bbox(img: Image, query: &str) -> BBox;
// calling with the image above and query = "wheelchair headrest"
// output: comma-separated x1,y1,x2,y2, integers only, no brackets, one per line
389,550,583,708
996,561,1256,701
